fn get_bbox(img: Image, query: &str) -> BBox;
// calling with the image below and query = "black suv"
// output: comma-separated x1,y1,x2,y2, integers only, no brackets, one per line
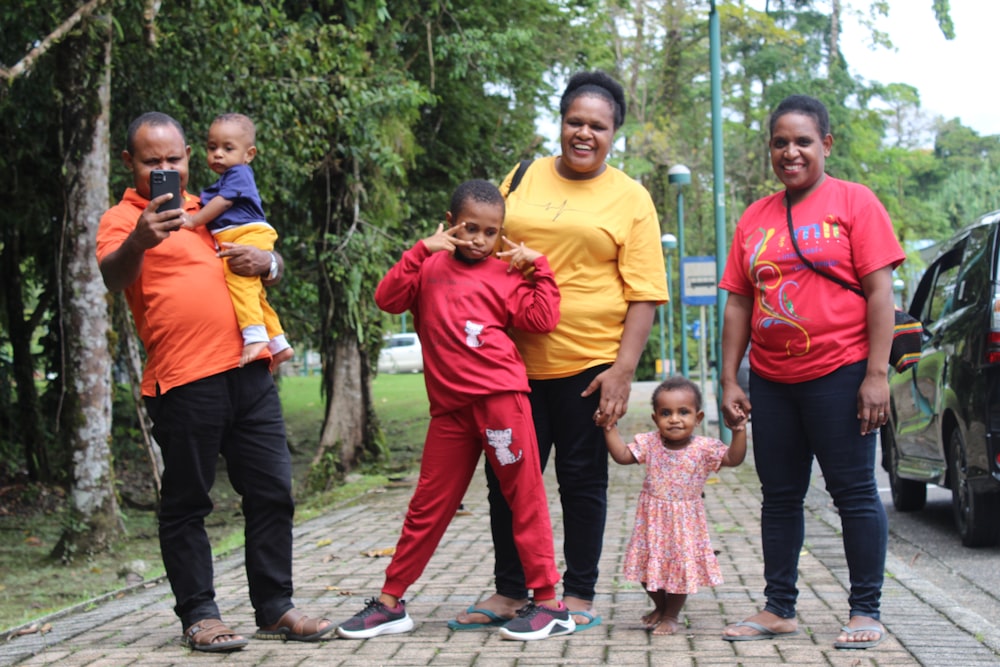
882,210,1000,547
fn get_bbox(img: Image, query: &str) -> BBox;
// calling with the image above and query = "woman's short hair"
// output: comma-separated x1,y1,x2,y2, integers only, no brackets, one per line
560,71,626,130
769,94,830,137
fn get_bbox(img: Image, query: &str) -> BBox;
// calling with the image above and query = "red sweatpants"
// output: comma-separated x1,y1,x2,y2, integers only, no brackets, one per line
382,391,559,600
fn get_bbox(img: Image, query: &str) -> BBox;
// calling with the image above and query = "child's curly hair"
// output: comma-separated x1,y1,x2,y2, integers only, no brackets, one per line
651,376,702,411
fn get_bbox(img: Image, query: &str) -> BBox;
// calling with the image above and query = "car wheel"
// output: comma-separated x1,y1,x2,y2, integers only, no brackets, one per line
948,429,1000,547
883,424,926,511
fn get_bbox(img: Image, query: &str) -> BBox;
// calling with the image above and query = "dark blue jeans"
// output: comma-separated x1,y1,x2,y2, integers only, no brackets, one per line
146,361,295,630
750,361,887,620
486,365,609,601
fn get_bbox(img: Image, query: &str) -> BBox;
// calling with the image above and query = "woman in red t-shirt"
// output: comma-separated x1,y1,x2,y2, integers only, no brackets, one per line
718,95,904,650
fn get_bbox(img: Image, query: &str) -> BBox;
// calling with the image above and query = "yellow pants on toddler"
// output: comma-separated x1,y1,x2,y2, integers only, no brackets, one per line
213,223,286,351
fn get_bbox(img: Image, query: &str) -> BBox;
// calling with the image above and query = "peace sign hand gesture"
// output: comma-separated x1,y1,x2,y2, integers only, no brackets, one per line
422,223,471,254
497,236,543,273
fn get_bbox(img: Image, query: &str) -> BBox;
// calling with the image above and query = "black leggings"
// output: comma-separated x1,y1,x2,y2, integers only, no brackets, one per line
486,365,609,601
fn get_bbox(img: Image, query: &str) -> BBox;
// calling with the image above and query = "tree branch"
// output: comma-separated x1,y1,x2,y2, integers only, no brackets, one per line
1,0,111,84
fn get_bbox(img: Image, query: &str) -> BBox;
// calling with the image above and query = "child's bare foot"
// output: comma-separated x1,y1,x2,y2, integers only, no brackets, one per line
269,347,294,372
240,342,269,367
641,609,663,629
652,616,682,636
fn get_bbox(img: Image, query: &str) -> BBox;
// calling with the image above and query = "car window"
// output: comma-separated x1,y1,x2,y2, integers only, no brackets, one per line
390,336,417,348
922,243,965,325
953,226,993,308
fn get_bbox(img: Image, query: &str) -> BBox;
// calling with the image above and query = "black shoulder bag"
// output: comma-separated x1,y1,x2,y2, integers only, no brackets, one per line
785,196,920,372
507,159,534,195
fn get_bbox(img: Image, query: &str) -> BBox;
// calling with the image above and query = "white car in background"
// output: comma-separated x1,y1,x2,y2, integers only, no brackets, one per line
377,333,423,374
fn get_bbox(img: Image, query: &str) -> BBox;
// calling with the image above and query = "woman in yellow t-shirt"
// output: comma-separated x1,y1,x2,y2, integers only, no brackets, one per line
450,71,668,633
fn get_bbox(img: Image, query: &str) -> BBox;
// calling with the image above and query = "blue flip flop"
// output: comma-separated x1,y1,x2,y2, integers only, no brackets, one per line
447,606,510,631
572,610,603,633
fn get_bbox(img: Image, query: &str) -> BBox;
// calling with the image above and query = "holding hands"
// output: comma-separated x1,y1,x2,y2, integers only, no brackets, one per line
721,386,751,433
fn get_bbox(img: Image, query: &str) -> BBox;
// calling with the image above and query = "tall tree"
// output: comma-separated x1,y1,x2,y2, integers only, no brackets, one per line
51,6,121,558
1,0,121,554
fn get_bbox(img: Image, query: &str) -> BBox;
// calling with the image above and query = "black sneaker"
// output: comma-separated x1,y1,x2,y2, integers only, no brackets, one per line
498,602,575,641
336,598,415,639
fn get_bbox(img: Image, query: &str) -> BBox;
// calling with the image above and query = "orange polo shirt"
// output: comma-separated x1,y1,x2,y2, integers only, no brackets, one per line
96,188,245,396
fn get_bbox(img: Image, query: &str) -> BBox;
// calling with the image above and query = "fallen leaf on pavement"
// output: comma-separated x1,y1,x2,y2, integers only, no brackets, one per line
362,546,396,558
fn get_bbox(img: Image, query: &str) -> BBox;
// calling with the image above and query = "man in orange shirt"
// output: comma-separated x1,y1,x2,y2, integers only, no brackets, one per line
97,112,331,652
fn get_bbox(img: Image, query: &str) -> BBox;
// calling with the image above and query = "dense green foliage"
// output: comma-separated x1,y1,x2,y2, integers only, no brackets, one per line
2,0,999,491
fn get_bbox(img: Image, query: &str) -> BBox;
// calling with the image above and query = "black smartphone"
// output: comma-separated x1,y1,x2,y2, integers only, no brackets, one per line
149,169,181,213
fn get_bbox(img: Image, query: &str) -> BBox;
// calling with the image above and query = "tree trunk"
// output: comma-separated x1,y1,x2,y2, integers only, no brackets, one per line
310,162,380,482
313,337,370,482
114,295,163,499
829,0,841,75
52,9,122,560
1,237,49,481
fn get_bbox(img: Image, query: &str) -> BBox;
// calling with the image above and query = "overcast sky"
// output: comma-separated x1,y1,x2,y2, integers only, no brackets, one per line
839,0,1000,137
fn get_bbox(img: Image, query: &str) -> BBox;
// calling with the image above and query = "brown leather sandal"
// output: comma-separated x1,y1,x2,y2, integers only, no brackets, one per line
183,618,248,652
254,607,334,642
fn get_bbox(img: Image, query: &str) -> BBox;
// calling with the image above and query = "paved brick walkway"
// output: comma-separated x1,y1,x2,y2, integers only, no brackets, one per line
3,382,998,666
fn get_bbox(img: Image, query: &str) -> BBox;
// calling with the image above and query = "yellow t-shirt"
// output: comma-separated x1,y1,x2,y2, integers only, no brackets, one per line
501,157,667,379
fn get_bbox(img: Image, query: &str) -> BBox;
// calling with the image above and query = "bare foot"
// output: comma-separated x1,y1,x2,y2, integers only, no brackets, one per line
269,346,294,372
641,609,663,629
240,341,269,367
722,610,798,639
652,616,682,635
453,594,527,626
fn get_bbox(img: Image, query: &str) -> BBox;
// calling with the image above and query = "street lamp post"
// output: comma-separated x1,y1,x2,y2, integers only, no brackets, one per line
660,234,677,379
668,164,691,377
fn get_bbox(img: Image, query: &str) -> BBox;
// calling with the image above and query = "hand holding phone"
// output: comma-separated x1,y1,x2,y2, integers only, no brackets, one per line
149,170,181,213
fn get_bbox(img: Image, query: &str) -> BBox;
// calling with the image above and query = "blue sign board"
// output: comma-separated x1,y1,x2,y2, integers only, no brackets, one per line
680,256,717,306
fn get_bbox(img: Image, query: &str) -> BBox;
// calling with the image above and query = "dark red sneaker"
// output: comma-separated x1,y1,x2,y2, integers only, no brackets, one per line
498,602,575,641
336,598,414,639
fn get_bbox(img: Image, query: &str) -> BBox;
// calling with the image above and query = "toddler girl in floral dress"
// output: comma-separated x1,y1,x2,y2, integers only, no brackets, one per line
603,376,747,635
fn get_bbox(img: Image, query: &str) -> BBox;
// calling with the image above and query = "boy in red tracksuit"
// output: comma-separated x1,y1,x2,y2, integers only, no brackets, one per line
336,179,575,642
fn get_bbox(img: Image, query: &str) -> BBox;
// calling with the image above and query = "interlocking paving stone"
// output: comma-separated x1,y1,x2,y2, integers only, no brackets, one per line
2,382,997,666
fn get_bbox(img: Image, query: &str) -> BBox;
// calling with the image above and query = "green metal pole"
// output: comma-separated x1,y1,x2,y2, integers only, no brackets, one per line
658,303,666,380
668,166,690,378
677,188,688,378
710,1,730,441
667,253,675,377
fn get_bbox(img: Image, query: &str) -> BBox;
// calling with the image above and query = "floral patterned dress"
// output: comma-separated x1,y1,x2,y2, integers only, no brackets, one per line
623,432,727,593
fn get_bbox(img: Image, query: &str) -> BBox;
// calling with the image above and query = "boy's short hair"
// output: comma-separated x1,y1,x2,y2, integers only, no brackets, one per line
213,112,257,143
449,179,505,218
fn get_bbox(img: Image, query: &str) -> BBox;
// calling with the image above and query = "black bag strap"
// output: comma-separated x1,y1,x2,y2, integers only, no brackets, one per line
785,195,865,298
507,159,534,195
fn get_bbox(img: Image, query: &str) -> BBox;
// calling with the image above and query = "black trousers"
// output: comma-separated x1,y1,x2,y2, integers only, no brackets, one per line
486,365,609,601
146,361,295,629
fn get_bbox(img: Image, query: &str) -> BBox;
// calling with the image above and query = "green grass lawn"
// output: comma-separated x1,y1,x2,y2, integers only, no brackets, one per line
0,372,430,631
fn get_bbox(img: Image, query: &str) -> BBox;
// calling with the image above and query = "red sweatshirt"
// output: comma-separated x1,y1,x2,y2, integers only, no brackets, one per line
375,242,560,416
